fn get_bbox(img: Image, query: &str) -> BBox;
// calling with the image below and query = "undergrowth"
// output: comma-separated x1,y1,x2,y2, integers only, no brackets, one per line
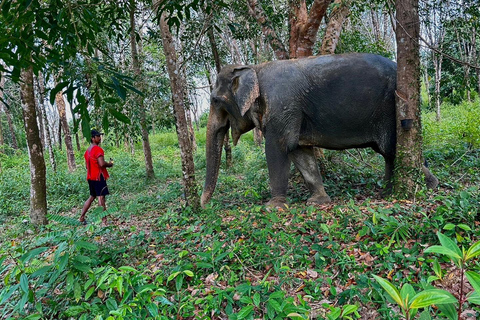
1,102,480,319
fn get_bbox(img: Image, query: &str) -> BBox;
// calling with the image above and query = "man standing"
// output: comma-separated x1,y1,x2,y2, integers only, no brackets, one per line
79,129,114,225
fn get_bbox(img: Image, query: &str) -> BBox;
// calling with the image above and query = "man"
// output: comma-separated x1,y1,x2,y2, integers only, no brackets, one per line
79,129,114,225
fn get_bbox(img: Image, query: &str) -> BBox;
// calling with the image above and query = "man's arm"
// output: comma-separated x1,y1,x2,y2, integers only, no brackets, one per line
98,156,114,168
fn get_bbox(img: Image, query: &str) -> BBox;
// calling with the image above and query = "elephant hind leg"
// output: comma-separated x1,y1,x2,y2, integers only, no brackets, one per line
381,154,395,196
289,147,331,205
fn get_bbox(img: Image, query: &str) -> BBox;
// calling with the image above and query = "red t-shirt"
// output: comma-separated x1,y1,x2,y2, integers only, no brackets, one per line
84,145,109,181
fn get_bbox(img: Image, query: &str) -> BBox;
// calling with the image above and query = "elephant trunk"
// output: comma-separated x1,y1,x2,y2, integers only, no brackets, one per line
201,108,229,208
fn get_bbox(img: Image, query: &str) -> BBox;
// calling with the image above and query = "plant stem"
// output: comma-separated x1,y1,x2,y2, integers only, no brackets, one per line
458,264,465,320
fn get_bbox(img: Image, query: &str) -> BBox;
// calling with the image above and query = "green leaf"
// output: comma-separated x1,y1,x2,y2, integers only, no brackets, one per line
467,291,480,305
436,303,458,320
20,273,29,293
237,305,253,319
253,292,260,307
465,240,480,261
167,271,181,282
433,259,442,279
287,313,304,319
372,275,404,309
327,307,341,320
424,246,462,261
20,247,49,263
118,266,137,273
183,270,194,277
437,232,462,258
268,299,282,312
49,81,69,105
401,283,415,305
75,240,98,251
147,302,159,317
409,289,457,309
443,224,456,230
457,224,471,231
85,286,95,300
342,304,358,316
108,107,131,124
466,271,480,294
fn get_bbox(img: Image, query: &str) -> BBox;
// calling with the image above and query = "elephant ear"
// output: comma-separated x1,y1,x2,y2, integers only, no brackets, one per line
231,66,260,117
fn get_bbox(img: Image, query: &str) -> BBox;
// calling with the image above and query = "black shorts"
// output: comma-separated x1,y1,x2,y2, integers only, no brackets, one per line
88,174,110,197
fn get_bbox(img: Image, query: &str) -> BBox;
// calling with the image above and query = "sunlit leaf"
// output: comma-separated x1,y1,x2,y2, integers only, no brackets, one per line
373,275,404,309
409,289,457,309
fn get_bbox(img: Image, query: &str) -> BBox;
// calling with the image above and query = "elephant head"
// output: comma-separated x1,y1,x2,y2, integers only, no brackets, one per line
201,65,261,207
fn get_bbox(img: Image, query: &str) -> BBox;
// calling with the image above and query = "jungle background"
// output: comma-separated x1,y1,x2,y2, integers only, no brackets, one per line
1,0,480,319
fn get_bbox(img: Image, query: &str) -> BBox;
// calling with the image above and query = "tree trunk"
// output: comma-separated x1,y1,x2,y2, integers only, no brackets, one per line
4,98,18,150
289,0,332,58
159,13,200,209
58,121,62,150
20,66,48,225
394,0,427,197
55,88,76,171
433,53,443,121
0,72,5,152
247,0,289,60
320,0,350,55
130,0,155,179
34,76,45,149
36,71,57,172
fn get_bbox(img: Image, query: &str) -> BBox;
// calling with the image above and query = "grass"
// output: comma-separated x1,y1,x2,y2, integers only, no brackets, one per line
1,101,480,319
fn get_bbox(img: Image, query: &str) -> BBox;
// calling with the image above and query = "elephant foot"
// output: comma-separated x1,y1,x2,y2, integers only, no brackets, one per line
266,197,287,210
306,193,331,206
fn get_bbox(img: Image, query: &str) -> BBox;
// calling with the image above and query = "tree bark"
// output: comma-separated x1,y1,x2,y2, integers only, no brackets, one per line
3,96,18,150
246,0,289,60
36,71,57,172
160,13,200,209
290,0,332,58
34,76,45,149
130,0,155,179
20,65,48,225
320,0,350,55
394,0,425,197
55,88,76,171
0,72,5,152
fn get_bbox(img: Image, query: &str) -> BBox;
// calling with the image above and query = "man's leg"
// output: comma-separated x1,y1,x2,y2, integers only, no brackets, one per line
98,196,107,224
80,196,96,223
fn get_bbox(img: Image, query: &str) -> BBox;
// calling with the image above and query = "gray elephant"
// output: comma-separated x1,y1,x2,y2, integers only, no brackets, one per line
201,53,438,208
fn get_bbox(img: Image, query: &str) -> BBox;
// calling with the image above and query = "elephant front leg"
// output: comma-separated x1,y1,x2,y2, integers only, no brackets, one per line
289,147,331,205
265,139,291,209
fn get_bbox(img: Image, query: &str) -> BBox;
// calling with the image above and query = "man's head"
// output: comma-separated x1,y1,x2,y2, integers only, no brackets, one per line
90,129,104,143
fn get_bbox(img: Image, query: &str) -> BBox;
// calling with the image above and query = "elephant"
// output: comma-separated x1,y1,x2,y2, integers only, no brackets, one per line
201,53,438,208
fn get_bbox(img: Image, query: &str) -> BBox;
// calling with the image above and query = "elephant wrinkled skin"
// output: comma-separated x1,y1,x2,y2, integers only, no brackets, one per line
201,53,438,208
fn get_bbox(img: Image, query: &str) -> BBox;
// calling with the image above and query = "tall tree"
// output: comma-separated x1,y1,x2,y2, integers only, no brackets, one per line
36,71,57,172
159,13,200,209
0,72,5,152
394,0,437,197
20,65,48,225
320,0,351,54
130,0,155,179
55,87,76,172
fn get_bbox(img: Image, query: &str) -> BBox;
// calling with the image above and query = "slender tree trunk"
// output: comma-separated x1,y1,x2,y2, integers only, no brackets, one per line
36,71,57,172
58,121,62,150
0,72,5,152
433,53,443,121
20,66,48,225
160,13,200,209
34,76,45,149
55,89,76,171
130,0,154,179
320,0,351,55
247,0,289,59
75,132,80,151
394,0,428,197
4,99,18,149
